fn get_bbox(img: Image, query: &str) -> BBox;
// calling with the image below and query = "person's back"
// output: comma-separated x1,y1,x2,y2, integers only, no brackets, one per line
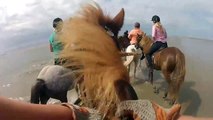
152,22,167,43
128,22,144,45
49,32,63,56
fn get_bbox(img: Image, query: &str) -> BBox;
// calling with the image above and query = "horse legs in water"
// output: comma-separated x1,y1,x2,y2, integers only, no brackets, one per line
162,69,178,105
149,69,161,94
162,70,170,99
30,79,46,104
31,79,69,104
149,69,153,84
40,94,50,104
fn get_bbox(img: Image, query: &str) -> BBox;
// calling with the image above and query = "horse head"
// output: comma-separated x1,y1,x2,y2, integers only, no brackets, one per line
105,8,124,37
59,2,137,119
102,7,125,50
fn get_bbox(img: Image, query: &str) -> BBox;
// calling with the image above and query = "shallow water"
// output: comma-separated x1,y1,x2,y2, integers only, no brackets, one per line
0,37,213,117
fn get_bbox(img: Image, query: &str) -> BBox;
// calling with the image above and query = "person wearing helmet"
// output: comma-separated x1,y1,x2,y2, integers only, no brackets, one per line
146,15,168,71
49,17,64,65
128,22,144,45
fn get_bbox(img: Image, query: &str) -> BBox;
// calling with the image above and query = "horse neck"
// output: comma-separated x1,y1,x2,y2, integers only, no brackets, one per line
142,39,153,54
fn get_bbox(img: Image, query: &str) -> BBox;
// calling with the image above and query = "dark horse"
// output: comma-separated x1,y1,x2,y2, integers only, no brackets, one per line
138,34,186,104
30,65,79,104
58,3,138,119
118,31,130,51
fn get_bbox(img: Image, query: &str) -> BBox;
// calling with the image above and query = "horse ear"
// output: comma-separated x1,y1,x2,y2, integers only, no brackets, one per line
106,8,124,36
112,8,125,30
143,33,146,37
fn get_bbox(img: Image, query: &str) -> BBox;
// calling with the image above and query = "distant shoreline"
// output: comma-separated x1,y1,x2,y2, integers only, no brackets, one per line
1,40,48,55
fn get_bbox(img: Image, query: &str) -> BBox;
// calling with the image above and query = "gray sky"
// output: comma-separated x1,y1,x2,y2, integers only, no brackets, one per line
0,0,212,49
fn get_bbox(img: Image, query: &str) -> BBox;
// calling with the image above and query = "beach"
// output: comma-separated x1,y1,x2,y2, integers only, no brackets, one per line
0,37,213,117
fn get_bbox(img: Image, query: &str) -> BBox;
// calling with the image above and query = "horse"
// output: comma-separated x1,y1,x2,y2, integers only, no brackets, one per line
123,44,142,78
138,34,186,104
58,2,138,119
30,65,80,104
118,31,142,78
118,32,130,51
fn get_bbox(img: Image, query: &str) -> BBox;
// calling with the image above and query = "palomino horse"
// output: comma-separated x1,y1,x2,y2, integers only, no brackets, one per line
30,65,80,104
58,3,138,119
138,34,186,104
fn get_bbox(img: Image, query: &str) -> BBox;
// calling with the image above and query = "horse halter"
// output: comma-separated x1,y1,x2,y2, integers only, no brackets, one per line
105,26,115,37
104,26,121,50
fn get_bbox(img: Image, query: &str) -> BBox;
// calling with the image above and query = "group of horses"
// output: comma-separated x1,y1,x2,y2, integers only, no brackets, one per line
30,2,185,119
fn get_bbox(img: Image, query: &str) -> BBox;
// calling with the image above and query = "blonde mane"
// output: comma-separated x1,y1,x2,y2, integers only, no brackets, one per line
59,2,130,118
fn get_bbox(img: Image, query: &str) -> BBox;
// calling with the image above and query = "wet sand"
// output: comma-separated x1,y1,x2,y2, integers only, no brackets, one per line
0,37,213,117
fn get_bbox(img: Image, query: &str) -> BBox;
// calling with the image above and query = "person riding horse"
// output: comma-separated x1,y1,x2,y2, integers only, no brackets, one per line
146,15,168,72
128,22,144,45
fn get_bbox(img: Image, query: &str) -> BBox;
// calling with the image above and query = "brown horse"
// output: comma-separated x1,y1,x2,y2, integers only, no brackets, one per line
58,2,138,119
118,32,130,51
138,34,186,104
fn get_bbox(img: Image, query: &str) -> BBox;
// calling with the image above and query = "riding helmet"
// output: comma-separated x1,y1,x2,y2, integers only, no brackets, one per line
151,15,160,23
53,17,63,28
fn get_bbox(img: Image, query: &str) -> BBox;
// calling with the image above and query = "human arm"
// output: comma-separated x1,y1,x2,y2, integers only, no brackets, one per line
128,30,133,40
164,28,167,39
152,25,156,41
0,96,73,120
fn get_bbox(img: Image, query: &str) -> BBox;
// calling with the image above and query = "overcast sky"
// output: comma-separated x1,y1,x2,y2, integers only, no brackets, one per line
0,0,213,49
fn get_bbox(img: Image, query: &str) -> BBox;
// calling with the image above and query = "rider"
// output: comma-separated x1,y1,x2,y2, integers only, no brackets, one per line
146,15,168,71
49,17,64,65
128,22,144,45
128,22,145,60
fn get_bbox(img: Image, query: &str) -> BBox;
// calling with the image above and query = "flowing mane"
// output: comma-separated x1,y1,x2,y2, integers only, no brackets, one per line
59,2,137,119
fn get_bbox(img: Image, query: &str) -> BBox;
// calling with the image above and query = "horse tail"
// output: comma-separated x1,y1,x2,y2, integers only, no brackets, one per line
170,49,186,101
30,79,46,104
